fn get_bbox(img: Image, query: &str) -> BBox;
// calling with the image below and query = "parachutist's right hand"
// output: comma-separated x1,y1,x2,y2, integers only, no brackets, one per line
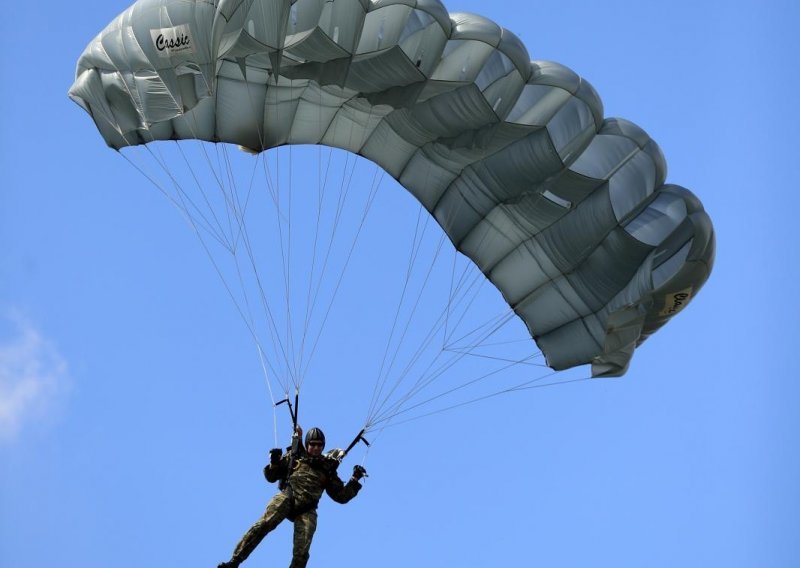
269,448,282,463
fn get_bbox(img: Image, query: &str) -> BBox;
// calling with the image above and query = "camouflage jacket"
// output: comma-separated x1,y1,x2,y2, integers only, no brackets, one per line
264,451,361,512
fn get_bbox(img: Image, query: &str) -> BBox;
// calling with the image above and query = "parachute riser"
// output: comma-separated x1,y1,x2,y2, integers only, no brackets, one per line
275,391,301,492
275,390,300,432
342,428,370,460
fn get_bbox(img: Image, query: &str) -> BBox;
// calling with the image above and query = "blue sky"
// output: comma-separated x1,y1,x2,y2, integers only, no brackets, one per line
2,1,799,567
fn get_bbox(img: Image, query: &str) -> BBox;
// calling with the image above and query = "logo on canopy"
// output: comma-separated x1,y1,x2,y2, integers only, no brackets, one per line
660,288,693,316
150,25,194,57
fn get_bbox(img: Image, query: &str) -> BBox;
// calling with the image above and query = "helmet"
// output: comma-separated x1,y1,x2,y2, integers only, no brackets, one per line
305,427,326,450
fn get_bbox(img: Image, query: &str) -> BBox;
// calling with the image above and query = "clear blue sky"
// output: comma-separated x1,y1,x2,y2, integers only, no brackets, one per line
2,1,799,567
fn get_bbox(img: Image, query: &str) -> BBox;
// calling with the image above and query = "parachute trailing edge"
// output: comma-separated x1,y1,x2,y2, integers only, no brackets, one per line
69,0,715,377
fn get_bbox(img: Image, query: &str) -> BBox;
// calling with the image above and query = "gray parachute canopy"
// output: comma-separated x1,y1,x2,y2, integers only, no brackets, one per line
69,0,715,377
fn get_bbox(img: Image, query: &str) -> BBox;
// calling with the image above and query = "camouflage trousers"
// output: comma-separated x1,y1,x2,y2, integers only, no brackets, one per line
230,491,318,568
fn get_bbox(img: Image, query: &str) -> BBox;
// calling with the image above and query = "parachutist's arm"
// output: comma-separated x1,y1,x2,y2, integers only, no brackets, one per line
325,461,362,504
287,427,306,459
264,452,289,483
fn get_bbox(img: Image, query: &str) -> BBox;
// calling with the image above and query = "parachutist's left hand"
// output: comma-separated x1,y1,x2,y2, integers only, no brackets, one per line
352,464,368,480
327,448,346,462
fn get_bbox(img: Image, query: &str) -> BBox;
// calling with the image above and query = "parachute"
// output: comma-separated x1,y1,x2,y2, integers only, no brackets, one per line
69,0,715,425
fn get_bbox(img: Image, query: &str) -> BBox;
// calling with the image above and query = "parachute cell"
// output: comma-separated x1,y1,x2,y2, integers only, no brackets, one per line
69,0,715,378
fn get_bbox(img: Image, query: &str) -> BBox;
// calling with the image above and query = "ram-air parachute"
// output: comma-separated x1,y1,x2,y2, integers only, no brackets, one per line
69,0,715,429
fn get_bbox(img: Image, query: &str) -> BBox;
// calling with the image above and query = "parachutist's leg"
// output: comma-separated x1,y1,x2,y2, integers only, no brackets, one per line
288,511,317,568
225,492,292,566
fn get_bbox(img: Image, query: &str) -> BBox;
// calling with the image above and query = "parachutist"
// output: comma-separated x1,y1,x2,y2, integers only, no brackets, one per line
218,427,366,568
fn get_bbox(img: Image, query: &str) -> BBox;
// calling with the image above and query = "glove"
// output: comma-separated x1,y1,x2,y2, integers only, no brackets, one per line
269,448,282,464
327,448,346,462
352,464,368,480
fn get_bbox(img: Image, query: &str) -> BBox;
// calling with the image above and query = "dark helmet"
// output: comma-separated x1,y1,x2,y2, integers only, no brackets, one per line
305,427,326,449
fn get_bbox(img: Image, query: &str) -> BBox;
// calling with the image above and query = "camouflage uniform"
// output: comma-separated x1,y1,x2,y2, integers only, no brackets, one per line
226,450,362,568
